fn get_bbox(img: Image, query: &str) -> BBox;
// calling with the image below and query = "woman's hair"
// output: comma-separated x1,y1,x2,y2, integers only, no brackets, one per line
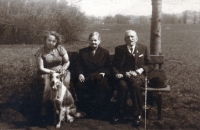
44,31,63,47
88,31,101,40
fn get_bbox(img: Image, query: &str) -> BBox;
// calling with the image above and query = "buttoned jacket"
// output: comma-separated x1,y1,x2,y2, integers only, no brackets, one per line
112,43,151,75
76,46,111,77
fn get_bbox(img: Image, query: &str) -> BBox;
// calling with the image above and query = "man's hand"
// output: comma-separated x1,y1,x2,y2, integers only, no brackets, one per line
115,74,123,79
78,74,85,82
125,72,131,78
136,68,144,74
130,71,137,76
100,73,105,77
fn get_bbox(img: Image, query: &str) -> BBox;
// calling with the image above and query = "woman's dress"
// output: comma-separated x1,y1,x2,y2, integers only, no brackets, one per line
35,45,69,103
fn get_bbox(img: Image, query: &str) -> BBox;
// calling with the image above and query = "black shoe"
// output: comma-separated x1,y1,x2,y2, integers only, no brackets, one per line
110,117,120,124
133,115,142,126
110,116,127,124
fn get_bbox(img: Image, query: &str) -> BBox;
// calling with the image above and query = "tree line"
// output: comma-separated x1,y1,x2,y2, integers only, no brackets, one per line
0,0,199,44
88,11,200,25
0,0,87,44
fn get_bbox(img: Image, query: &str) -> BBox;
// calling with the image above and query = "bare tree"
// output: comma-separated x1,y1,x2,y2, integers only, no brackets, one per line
150,0,162,55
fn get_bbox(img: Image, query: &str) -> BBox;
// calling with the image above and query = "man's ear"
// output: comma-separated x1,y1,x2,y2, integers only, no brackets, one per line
124,37,126,42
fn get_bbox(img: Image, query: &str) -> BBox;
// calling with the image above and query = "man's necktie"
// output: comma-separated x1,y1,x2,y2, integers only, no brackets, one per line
130,48,133,54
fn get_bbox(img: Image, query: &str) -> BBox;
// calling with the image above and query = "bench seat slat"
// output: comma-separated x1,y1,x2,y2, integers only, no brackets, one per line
150,55,164,64
147,85,170,92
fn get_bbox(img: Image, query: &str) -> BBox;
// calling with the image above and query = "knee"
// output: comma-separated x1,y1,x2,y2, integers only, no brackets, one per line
92,73,103,82
100,77,110,88
131,82,141,89
118,80,128,94
87,73,103,84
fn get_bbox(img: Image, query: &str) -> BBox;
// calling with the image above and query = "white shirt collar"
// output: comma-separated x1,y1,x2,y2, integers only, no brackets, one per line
127,44,136,53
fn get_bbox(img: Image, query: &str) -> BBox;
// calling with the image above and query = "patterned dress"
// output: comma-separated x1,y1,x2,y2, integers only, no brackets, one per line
35,45,69,103
35,45,67,74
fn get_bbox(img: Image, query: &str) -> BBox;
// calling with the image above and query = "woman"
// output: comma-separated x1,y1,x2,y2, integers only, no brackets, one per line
76,32,112,118
35,31,70,115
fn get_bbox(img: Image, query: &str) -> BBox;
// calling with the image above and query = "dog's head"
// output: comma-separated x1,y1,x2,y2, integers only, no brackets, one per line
50,72,64,90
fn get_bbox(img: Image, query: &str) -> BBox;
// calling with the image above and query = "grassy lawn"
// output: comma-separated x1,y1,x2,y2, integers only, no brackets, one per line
0,24,200,129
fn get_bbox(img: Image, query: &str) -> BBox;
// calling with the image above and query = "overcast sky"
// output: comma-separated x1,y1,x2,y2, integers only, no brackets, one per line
68,0,200,17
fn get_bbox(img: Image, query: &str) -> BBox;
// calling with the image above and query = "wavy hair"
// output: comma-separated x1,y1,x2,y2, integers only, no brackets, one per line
124,30,138,41
43,31,63,47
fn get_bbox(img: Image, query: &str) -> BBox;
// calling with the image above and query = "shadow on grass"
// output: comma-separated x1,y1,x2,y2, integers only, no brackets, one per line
0,78,118,129
0,77,56,129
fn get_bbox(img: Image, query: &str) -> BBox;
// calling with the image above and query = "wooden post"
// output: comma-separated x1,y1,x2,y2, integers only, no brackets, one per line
150,0,162,55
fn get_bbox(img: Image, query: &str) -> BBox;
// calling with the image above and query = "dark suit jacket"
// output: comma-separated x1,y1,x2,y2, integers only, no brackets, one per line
76,46,111,77
112,43,151,75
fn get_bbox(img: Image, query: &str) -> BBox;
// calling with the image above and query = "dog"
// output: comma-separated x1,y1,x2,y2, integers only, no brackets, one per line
49,72,83,129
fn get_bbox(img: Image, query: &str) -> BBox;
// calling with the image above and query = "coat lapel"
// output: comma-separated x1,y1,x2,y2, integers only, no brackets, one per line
83,47,94,62
93,47,106,64
121,45,130,55
83,47,102,65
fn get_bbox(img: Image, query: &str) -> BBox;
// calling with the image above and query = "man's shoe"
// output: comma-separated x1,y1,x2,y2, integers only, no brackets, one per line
133,115,142,126
110,116,127,124
110,117,120,124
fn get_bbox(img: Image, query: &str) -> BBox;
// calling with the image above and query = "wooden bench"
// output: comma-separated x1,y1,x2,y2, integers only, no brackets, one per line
67,52,170,120
145,55,170,120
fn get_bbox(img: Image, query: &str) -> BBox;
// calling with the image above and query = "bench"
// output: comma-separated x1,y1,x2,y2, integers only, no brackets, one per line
145,55,170,120
67,52,170,120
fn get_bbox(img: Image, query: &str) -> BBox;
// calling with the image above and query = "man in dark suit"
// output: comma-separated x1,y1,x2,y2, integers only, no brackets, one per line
76,32,112,118
111,30,151,125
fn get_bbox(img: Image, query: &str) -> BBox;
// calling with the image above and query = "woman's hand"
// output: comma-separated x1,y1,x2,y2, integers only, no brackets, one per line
58,68,65,74
115,74,123,79
100,73,105,77
79,74,85,82
125,72,131,78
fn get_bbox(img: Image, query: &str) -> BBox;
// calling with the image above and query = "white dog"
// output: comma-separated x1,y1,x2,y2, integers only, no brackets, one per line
49,72,82,129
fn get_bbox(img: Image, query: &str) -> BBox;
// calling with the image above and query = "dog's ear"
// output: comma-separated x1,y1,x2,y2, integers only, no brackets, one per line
59,73,64,82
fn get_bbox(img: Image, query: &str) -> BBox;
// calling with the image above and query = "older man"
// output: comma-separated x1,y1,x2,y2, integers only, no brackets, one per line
111,30,151,125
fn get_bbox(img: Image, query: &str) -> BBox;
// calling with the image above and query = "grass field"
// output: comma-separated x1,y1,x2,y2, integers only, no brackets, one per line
0,24,200,129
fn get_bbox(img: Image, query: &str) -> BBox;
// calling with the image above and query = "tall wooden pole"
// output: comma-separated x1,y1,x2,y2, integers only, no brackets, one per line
150,0,162,55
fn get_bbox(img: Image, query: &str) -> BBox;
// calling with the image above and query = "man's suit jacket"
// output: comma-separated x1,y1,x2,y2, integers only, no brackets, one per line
112,43,151,75
76,46,111,77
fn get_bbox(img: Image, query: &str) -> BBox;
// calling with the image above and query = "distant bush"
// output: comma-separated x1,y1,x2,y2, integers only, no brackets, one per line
0,0,87,44
103,14,130,24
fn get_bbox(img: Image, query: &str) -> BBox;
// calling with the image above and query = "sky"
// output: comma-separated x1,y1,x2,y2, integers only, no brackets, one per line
68,0,200,17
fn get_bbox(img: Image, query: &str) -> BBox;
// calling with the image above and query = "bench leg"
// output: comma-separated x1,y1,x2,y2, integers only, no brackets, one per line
157,93,162,120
